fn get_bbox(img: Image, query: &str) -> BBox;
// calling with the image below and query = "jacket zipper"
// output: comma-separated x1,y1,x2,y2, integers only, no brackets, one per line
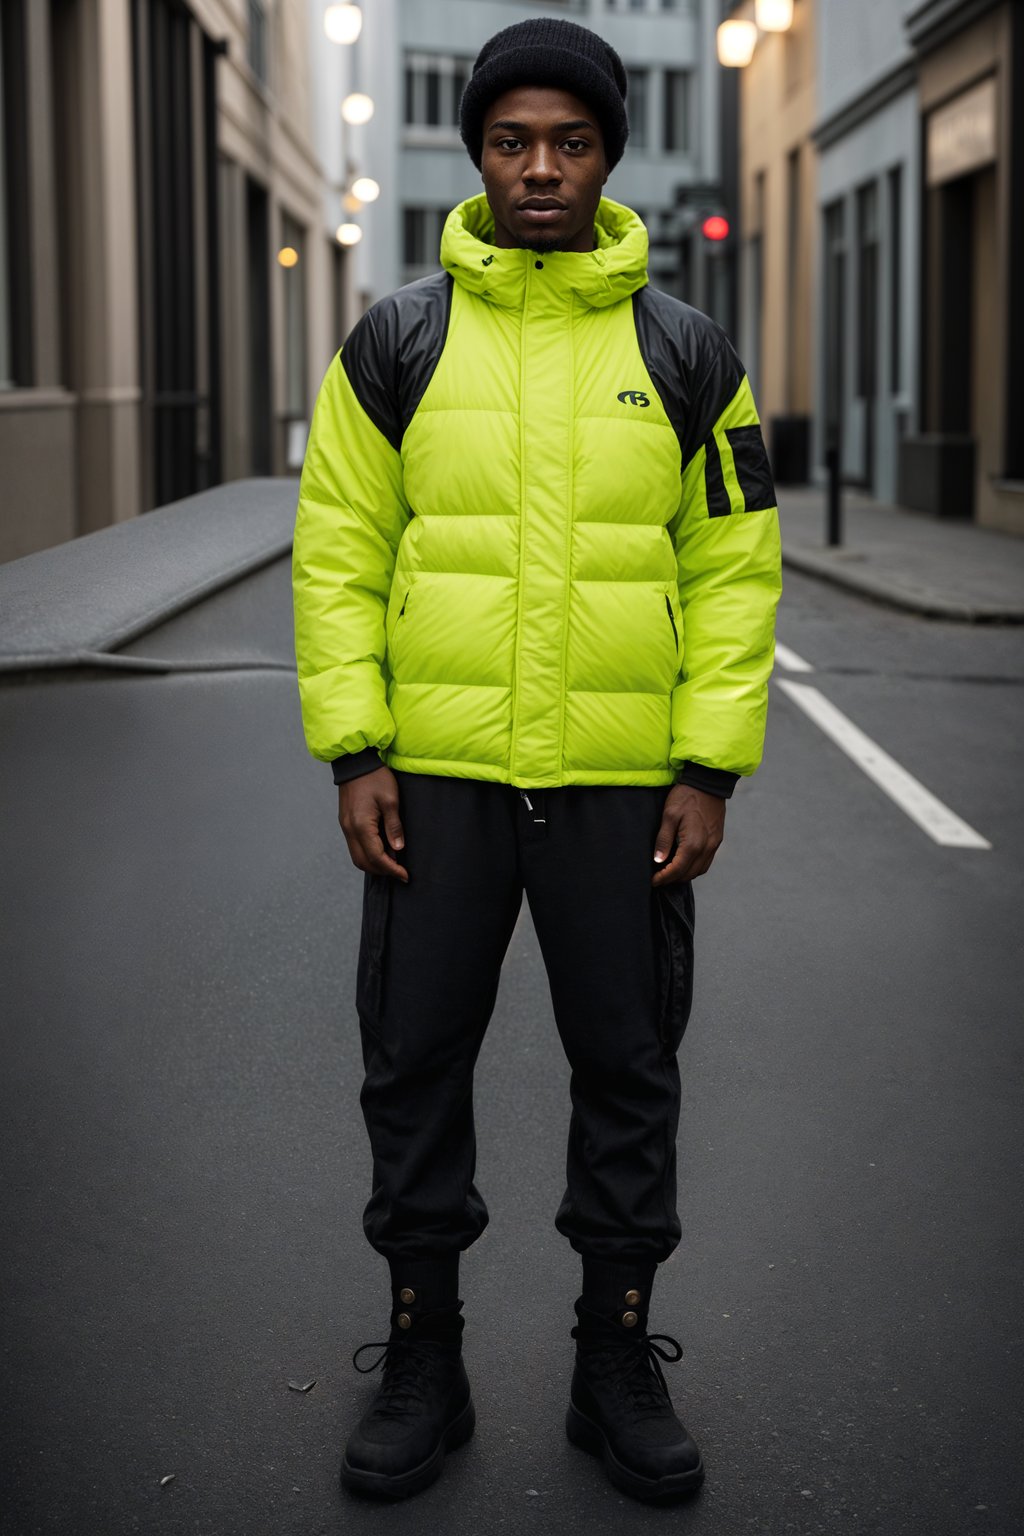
665,593,679,651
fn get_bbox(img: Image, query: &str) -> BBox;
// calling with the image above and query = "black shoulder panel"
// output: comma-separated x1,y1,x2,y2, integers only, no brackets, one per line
631,286,745,470
339,271,454,452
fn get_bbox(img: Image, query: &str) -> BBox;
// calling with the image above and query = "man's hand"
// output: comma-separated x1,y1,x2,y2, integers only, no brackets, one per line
651,784,726,886
338,766,409,882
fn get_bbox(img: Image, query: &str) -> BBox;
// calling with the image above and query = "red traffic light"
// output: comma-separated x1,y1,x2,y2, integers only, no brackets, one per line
701,214,730,241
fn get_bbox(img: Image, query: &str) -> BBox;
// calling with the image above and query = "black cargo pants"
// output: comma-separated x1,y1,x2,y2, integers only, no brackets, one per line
354,770,695,1265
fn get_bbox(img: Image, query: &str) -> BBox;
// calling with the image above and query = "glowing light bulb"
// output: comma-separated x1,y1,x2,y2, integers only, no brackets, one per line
336,223,363,246
717,19,757,67
351,177,380,203
324,5,362,45
756,0,794,31
341,92,374,125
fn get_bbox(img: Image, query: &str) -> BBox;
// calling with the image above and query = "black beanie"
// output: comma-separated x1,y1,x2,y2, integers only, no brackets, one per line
459,19,629,171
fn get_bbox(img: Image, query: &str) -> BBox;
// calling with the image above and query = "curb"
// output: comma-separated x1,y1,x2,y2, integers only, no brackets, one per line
781,546,1024,624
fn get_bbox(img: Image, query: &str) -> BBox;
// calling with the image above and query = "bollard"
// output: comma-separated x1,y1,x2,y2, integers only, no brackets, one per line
825,440,843,548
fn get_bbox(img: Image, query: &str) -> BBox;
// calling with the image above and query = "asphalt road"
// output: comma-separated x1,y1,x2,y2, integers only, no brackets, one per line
2,559,1022,1536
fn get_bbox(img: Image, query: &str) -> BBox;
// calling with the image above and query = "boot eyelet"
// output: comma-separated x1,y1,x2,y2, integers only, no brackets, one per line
624,1290,641,1306
399,1288,416,1304
397,1312,412,1329
622,1310,638,1328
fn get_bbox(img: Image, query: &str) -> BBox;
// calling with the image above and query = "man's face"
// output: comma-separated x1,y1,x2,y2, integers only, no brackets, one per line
480,85,610,255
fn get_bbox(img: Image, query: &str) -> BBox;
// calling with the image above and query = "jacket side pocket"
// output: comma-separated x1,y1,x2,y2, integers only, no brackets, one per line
654,879,695,1056
355,870,393,1037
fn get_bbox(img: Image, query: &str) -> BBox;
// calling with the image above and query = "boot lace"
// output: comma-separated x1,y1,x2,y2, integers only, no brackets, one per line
351,1337,448,1420
573,1324,684,1419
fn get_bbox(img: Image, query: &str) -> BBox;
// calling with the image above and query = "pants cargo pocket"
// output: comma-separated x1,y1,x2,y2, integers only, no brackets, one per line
654,879,695,1056
355,870,392,1035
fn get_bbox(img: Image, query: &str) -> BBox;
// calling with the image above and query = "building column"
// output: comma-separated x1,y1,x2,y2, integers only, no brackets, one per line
74,0,142,533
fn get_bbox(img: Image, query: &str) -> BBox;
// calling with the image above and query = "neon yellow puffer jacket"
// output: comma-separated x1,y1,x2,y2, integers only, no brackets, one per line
293,194,781,788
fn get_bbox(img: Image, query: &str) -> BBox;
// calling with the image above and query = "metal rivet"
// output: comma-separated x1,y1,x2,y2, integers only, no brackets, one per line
624,1289,641,1306
622,1310,638,1328
399,1288,415,1304
397,1312,412,1329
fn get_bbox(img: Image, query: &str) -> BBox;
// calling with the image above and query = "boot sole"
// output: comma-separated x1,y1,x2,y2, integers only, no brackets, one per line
565,1401,705,1504
340,1395,476,1501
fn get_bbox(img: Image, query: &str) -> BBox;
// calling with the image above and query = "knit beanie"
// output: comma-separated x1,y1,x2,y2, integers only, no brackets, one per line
459,19,629,171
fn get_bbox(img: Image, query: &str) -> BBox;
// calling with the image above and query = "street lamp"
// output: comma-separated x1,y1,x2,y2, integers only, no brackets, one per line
716,19,757,67
324,4,362,45
341,92,374,125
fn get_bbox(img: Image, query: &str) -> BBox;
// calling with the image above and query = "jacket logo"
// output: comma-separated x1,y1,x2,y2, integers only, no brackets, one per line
617,389,650,407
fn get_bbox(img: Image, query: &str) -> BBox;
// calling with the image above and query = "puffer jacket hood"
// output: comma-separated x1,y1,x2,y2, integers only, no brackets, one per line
439,192,649,311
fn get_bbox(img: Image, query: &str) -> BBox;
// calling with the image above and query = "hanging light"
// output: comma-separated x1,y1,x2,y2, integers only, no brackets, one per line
342,192,364,213
324,4,362,45
336,223,363,246
717,19,757,67
341,92,374,125
351,176,380,203
755,0,793,30
277,246,299,268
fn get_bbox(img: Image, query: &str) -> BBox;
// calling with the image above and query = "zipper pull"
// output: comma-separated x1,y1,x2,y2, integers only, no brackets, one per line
519,789,533,811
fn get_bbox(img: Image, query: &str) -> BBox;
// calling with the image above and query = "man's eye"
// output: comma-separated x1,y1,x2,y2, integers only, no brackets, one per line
562,138,588,152
497,137,523,150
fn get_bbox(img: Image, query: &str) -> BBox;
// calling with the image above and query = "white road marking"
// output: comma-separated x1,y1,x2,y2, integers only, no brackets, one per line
774,642,815,674
774,679,992,849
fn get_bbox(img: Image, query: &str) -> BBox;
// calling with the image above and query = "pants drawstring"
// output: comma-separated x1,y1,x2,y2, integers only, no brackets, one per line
519,788,546,824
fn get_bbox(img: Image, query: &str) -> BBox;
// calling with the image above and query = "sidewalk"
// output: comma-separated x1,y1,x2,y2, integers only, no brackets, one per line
777,485,1024,622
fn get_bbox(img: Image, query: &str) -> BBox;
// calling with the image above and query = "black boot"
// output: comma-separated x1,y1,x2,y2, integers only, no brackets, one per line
340,1257,475,1500
565,1258,705,1503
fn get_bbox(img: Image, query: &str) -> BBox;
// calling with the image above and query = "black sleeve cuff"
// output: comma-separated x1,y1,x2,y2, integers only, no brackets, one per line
331,747,386,785
675,761,740,799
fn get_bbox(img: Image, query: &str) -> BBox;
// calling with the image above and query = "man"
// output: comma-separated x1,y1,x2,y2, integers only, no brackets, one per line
292,16,781,1507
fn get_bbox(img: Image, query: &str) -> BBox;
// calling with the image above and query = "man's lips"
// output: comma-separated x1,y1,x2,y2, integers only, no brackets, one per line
517,200,567,222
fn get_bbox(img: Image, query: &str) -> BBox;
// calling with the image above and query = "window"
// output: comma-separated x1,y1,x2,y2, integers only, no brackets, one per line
823,198,846,442
786,146,800,411
856,181,878,402
281,212,307,422
606,0,690,12
663,70,692,155
0,0,30,389
888,165,902,395
626,69,649,151
248,0,267,84
403,52,475,134
402,207,447,275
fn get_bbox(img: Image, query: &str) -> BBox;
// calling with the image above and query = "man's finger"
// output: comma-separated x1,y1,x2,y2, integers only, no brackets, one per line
652,808,682,867
355,816,409,882
652,833,705,886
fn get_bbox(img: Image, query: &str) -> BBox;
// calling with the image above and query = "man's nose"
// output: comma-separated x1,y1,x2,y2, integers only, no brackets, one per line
523,145,562,183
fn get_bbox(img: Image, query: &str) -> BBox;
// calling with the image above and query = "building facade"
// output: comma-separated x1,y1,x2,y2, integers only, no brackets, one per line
346,0,726,315
0,0,346,564
811,0,918,506
900,0,1024,534
732,0,817,484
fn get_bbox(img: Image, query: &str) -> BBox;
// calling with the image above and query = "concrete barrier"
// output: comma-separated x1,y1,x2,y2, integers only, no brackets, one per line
0,479,297,673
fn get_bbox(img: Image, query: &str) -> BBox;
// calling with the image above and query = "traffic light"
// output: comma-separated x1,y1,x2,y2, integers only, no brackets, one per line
701,213,730,242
